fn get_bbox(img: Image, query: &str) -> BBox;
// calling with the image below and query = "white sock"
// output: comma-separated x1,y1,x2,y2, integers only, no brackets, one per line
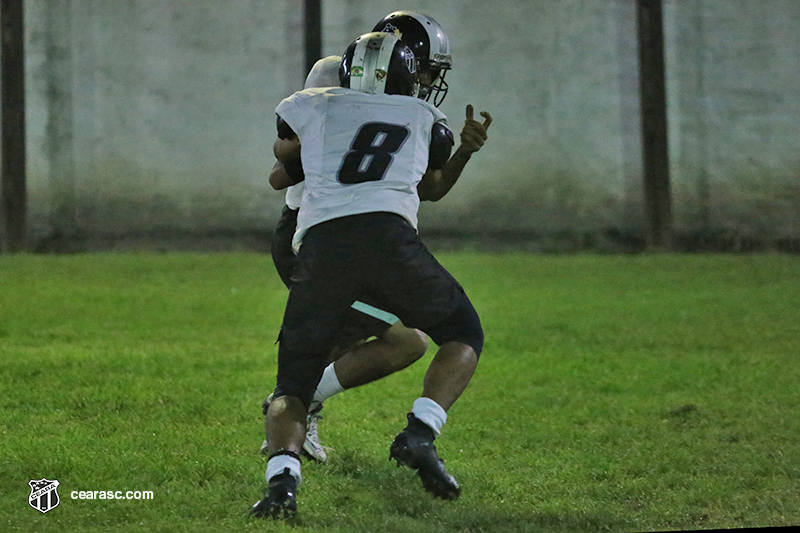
312,363,345,405
411,397,447,437
266,454,301,484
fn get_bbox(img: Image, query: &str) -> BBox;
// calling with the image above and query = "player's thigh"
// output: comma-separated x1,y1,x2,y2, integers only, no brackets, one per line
328,304,394,361
280,276,351,356
369,226,483,356
372,224,466,329
276,269,353,406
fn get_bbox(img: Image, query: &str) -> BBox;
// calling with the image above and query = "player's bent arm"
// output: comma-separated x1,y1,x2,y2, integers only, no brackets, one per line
273,115,301,163
417,169,443,201
273,136,301,163
420,105,493,202
269,161,292,190
418,122,455,202
269,156,305,190
419,147,473,202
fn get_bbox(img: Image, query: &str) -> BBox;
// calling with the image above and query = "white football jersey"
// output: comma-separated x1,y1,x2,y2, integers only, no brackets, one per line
283,56,343,211
275,87,449,251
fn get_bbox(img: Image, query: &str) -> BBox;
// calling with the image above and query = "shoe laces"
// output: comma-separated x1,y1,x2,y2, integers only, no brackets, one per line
306,404,323,437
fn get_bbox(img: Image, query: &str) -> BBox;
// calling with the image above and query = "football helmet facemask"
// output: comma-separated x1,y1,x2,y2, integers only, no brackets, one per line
340,32,419,98
372,11,452,106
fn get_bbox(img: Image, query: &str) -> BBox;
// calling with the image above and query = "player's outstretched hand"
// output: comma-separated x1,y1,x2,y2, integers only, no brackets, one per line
459,104,492,155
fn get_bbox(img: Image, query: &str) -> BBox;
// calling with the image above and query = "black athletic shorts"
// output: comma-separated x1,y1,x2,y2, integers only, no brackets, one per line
276,212,481,406
271,205,393,351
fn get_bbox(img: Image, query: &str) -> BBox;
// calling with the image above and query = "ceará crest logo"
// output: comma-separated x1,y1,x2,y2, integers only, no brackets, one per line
29,478,60,513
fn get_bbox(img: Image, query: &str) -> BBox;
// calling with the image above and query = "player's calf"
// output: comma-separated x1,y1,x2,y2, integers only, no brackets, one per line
260,394,327,462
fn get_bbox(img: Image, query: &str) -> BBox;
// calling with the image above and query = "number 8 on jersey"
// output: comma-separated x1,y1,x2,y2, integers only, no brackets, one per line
338,122,411,184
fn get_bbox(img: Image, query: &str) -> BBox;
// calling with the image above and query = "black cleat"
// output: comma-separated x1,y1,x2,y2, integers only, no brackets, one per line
389,413,461,500
249,469,298,519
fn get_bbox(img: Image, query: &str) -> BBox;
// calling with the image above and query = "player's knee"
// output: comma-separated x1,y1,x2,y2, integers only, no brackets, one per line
402,328,429,365
273,378,317,410
273,384,312,410
276,341,328,410
393,329,428,372
427,294,484,359
382,324,428,370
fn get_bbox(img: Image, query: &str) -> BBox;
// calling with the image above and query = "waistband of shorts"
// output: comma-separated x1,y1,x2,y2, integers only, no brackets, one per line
312,212,411,233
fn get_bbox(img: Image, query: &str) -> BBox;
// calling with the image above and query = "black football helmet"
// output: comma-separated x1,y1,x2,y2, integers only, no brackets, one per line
339,32,419,97
372,11,452,106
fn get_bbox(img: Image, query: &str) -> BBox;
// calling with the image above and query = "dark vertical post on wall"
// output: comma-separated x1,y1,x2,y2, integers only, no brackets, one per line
304,0,322,76
636,0,673,251
1,0,27,252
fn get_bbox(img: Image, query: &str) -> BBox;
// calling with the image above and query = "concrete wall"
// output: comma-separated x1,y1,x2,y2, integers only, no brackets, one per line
25,0,306,248
17,0,800,250
665,0,800,245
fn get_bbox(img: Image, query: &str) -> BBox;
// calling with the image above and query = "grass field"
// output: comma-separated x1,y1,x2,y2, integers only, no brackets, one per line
1,252,799,532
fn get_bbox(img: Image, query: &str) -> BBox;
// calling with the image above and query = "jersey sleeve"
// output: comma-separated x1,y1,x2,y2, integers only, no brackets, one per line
276,115,297,139
431,105,450,130
274,90,318,139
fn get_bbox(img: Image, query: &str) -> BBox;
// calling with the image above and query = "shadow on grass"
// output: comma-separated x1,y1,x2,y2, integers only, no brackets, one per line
295,448,629,533
374,477,628,532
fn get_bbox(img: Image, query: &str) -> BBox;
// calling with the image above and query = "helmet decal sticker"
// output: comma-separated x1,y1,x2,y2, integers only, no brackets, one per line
404,46,417,74
382,23,403,39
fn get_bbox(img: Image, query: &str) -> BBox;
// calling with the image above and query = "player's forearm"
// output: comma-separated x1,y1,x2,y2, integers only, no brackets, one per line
422,146,472,202
269,161,293,190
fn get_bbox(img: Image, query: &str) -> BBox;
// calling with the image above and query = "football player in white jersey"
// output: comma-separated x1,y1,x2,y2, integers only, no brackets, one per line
263,11,491,465
262,55,429,464
251,32,490,519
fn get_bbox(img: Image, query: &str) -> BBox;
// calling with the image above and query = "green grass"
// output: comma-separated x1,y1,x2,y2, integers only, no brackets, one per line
1,252,799,532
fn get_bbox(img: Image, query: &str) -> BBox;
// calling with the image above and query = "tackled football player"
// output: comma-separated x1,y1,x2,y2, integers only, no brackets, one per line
263,11,491,464
251,31,491,519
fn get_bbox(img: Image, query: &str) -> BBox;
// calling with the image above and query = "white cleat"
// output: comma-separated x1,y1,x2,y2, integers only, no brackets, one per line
302,402,327,463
